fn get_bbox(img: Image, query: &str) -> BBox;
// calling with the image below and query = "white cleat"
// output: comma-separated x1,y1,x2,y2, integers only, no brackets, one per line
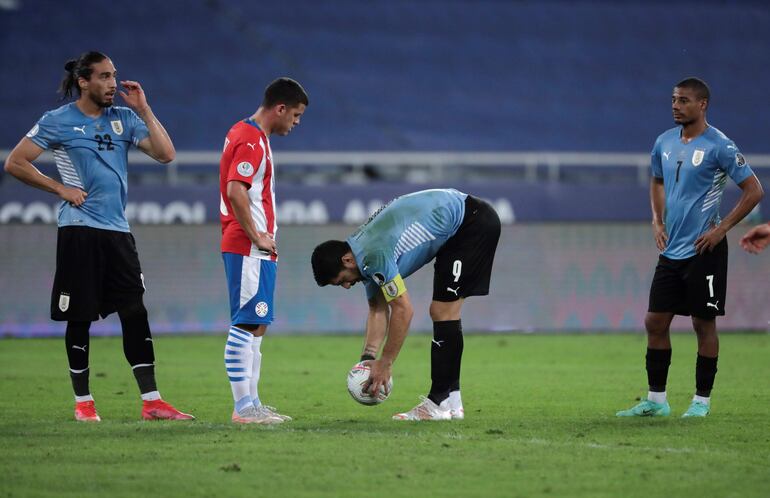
392,396,452,421
232,405,284,425
449,406,465,420
259,404,292,421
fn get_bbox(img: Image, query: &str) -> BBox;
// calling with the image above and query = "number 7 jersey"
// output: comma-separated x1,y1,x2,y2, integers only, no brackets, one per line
651,125,756,259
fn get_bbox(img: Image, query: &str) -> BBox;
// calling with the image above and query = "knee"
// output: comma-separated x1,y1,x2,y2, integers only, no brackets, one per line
692,318,716,337
117,298,147,320
644,314,669,337
430,302,460,322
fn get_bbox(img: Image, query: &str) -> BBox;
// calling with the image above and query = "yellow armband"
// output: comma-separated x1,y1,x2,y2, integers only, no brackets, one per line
380,274,407,302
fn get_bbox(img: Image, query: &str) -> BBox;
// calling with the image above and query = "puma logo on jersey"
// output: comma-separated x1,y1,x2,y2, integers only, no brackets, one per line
71,344,87,352
73,126,86,135
447,286,460,296
246,143,256,150
707,301,719,310
663,151,670,160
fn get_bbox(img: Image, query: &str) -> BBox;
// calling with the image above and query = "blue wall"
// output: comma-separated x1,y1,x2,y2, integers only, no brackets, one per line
2,1,769,152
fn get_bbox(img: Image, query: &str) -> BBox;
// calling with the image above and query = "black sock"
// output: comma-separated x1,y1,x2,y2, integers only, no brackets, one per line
118,300,157,394
65,321,92,397
428,320,463,405
695,354,718,397
646,348,672,392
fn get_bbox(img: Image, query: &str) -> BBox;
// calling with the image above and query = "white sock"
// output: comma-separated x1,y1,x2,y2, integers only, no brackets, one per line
448,390,463,409
693,394,710,405
250,336,263,406
141,390,161,401
647,391,667,404
75,394,94,403
225,326,254,406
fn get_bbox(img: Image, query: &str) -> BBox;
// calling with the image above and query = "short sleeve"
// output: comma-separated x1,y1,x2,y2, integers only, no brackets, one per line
650,135,663,178
125,108,150,147
226,138,265,188
717,140,754,184
25,112,59,150
360,251,407,302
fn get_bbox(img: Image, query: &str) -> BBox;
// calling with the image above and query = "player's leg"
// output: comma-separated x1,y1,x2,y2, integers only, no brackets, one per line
50,226,103,421
107,231,193,420
683,238,727,417
617,256,686,417
66,321,100,421
222,254,283,424
394,195,500,422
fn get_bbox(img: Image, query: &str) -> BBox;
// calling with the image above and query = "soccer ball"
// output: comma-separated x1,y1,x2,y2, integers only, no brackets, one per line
346,361,392,405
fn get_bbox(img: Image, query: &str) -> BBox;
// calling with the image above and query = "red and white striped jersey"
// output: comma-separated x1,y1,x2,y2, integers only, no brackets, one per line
219,119,277,260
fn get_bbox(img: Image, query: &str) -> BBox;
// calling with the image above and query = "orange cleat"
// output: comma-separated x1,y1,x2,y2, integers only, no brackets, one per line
75,400,101,422
141,399,195,421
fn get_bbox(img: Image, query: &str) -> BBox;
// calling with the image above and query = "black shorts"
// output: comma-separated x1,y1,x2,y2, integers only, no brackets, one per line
51,226,145,321
648,237,728,319
432,195,501,302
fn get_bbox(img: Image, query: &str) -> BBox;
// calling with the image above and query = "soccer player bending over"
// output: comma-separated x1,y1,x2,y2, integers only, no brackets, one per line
4,52,193,421
617,78,763,418
312,189,501,421
219,78,308,424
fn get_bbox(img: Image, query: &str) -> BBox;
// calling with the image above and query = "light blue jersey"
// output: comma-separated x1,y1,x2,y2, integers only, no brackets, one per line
346,189,467,300
651,126,755,259
26,102,150,232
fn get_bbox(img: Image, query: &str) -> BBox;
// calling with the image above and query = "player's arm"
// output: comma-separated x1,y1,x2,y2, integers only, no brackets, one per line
367,292,414,395
3,137,87,206
740,222,770,254
226,180,277,254
695,175,764,254
361,292,389,360
121,80,175,164
650,177,667,251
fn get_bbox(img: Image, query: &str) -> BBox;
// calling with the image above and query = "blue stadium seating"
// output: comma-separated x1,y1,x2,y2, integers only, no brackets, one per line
1,1,768,152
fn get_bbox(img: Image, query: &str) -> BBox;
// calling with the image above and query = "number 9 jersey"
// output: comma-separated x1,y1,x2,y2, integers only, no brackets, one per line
26,102,150,232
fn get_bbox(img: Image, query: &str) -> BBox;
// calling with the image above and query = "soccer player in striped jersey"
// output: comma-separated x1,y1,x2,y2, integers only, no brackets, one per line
617,78,763,418
219,78,308,424
4,52,193,422
312,189,501,421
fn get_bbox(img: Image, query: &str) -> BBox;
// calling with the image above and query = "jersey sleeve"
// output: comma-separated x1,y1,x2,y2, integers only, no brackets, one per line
226,136,265,188
360,251,407,302
717,140,754,184
124,108,150,147
25,112,59,150
650,135,663,178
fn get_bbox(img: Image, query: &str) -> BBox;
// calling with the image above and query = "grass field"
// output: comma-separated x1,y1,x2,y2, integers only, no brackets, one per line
1,333,769,498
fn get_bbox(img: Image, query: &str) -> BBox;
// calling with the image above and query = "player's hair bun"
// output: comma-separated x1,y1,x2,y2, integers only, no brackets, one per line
64,60,77,72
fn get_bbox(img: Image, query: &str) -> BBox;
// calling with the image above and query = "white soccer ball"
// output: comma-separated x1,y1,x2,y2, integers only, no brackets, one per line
346,361,393,405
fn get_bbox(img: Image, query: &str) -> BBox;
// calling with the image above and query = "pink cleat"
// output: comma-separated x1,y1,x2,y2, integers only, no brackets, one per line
141,399,195,420
75,400,101,422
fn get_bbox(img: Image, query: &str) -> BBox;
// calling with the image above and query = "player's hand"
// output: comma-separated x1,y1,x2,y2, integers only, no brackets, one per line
695,225,726,254
363,358,392,396
119,80,150,115
57,185,87,206
739,223,770,254
255,232,277,255
652,222,668,251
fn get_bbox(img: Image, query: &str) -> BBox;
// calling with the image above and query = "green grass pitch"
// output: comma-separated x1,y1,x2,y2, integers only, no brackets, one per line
1,333,769,497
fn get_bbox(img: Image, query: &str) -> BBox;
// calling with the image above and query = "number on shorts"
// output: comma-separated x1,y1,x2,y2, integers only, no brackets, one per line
706,274,714,298
452,260,462,283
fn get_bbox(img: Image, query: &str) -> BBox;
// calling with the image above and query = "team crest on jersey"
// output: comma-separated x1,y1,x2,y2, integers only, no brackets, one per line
26,124,39,138
58,293,70,312
255,301,269,318
373,272,385,285
237,161,254,177
384,281,399,298
736,153,746,167
692,149,705,167
110,120,123,135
